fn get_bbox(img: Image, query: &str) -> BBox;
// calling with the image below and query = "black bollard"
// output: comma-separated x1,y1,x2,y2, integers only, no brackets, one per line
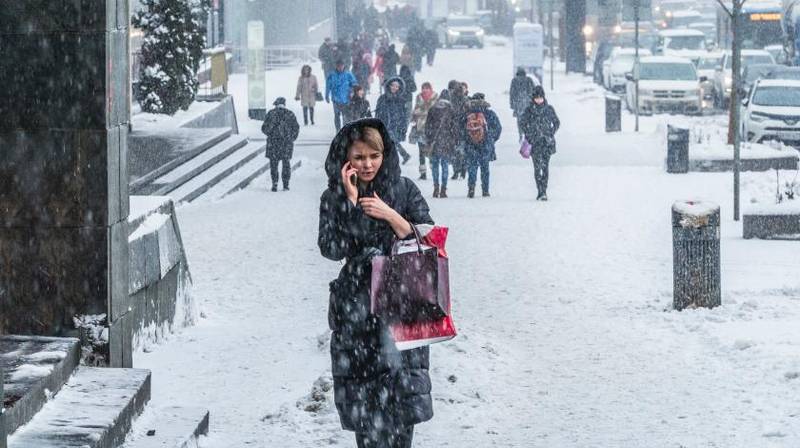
605,95,621,132
666,125,690,173
672,200,721,311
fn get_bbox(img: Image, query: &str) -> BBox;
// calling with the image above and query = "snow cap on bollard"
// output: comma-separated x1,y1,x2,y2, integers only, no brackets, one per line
672,200,721,229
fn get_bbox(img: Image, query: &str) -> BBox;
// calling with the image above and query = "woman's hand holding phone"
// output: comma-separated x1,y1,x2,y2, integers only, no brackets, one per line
341,162,359,206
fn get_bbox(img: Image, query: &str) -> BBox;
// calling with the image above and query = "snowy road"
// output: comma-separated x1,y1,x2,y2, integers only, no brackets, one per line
136,39,800,447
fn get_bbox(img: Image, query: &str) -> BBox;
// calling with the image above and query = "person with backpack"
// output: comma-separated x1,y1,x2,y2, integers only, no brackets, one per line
461,93,502,198
410,82,438,180
261,97,300,191
326,60,358,131
295,65,320,126
520,85,560,201
425,89,457,198
345,85,372,123
509,67,536,140
375,77,412,164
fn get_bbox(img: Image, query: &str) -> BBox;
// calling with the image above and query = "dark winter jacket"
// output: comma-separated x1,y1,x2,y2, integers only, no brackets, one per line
399,65,417,104
510,73,536,116
382,45,400,79
375,77,409,144
318,43,336,73
261,106,300,159
424,98,458,158
521,92,560,155
318,118,434,434
345,96,372,123
461,99,502,161
326,69,358,105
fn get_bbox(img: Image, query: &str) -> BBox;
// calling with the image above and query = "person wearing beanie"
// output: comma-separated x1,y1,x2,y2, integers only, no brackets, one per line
509,67,536,140
520,85,560,201
261,97,300,191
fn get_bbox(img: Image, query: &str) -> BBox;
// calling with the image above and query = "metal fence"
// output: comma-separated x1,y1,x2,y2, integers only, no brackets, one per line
265,45,319,70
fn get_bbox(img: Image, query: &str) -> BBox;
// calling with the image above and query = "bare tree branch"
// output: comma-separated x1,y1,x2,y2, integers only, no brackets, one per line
715,0,732,18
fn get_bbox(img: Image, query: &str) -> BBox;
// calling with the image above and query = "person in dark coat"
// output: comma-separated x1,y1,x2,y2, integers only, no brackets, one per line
382,44,400,81
335,38,352,71
345,85,372,123
319,38,337,89
461,93,502,198
520,85,560,201
261,97,300,191
318,118,435,447
399,65,417,121
423,28,439,66
375,77,412,164
424,89,457,198
447,80,468,181
509,67,536,140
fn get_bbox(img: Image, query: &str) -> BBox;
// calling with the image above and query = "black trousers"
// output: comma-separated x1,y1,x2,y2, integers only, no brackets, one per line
355,426,414,448
334,102,348,131
302,106,315,125
533,151,551,196
269,157,291,187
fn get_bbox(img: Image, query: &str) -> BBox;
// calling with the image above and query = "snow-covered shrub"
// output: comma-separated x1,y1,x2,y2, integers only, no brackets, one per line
133,0,210,115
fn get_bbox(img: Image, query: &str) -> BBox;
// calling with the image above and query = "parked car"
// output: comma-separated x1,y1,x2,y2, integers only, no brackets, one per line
439,15,485,49
763,44,788,65
668,9,703,28
603,47,652,92
625,56,705,115
696,52,723,108
712,49,775,108
765,66,800,80
741,63,781,94
656,29,707,62
688,21,716,46
742,79,800,145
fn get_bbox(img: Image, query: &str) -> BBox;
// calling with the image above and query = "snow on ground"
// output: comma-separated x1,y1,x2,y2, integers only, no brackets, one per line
134,38,800,447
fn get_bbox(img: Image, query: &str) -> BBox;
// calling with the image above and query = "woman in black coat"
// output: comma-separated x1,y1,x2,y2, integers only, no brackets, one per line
318,118,435,447
520,85,560,201
376,77,412,164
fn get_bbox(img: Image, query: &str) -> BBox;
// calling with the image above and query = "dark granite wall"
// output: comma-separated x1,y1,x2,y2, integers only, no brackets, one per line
0,1,131,367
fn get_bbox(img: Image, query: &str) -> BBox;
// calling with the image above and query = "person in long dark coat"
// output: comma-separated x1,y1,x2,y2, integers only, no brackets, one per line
382,44,400,80
376,77,412,164
318,118,435,448
447,80,468,180
261,97,300,191
424,89,457,198
345,85,372,123
520,85,560,201
509,68,536,140
399,65,417,122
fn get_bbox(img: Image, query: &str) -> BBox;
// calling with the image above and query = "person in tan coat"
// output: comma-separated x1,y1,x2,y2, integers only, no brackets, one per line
295,65,320,125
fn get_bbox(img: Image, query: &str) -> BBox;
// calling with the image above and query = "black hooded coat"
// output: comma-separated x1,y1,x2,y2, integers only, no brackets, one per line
520,86,560,155
375,77,409,144
261,106,300,159
318,118,435,434
509,70,536,116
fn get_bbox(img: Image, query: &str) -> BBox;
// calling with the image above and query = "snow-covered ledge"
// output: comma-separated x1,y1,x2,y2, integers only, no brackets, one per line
128,196,196,352
689,142,799,172
743,201,800,240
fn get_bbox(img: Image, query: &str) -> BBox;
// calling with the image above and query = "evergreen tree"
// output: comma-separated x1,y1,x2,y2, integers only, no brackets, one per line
133,0,210,115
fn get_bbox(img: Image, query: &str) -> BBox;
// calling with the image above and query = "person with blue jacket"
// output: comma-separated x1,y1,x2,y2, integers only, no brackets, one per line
461,93,502,198
326,60,358,131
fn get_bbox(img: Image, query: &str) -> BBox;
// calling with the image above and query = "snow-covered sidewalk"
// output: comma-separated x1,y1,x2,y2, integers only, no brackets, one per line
135,39,800,447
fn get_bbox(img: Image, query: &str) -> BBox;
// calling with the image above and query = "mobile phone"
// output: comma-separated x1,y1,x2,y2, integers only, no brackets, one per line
350,173,357,186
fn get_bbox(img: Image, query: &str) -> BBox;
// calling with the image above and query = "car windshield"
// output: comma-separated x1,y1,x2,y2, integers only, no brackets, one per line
752,86,800,107
639,62,697,80
448,17,477,27
666,35,705,50
697,57,721,70
725,54,774,69
745,66,777,83
768,69,800,80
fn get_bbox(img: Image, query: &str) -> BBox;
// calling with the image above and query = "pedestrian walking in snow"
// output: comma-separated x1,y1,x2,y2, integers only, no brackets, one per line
295,65,319,126
375,77,412,165
423,28,439,66
410,82,438,180
509,67,536,140
318,38,337,89
461,93,502,198
261,97,300,192
424,89,458,198
335,38,352,71
399,65,417,122
345,85,372,123
382,44,400,81
447,80,468,181
399,45,414,70
318,118,435,448
520,85,560,201
326,60,358,131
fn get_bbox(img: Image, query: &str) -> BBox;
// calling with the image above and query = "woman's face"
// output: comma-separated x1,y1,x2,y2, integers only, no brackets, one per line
422,86,433,96
389,82,400,94
357,89,365,98
534,96,544,105
347,140,384,183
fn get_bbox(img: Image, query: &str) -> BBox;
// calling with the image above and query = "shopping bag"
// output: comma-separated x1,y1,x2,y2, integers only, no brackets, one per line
371,226,448,323
371,225,456,351
519,138,532,159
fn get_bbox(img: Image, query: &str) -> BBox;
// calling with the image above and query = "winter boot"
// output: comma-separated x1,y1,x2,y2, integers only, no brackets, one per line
402,153,411,165
467,186,475,198
433,184,440,198
440,187,448,198
540,193,548,201
482,190,490,197
419,172,427,180
271,183,278,192
283,184,290,191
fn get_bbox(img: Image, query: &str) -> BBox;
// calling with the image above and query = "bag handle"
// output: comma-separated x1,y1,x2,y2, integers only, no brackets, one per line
391,224,424,257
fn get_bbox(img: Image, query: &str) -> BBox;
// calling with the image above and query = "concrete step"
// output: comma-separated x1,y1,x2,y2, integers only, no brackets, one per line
0,336,81,436
8,368,151,448
150,135,249,195
122,406,209,448
169,141,266,204
130,128,233,195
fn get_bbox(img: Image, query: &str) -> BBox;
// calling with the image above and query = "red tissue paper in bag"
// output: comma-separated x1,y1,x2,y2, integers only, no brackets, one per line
387,225,457,351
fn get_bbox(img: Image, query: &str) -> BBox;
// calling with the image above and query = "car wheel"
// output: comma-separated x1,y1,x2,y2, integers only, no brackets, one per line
477,43,484,49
